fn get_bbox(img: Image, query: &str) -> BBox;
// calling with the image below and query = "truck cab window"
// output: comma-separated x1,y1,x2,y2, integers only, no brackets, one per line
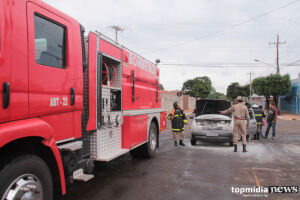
34,14,66,69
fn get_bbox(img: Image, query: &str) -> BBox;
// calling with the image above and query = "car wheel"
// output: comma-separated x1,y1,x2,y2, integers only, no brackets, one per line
130,122,157,158
191,139,196,146
0,154,53,200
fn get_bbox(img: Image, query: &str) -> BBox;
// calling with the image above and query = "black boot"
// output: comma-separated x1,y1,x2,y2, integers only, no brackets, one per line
234,144,237,152
243,144,247,153
179,140,185,146
257,134,260,140
174,141,177,146
253,134,257,140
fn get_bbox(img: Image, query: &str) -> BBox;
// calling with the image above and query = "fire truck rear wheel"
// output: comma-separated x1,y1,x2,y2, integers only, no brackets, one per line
0,154,53,200
130,122,157,158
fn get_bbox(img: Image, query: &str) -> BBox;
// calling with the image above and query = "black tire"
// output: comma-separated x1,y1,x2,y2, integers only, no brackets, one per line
229,141,234,146
0,154,53,200
130,122,158,158
191,139,196,146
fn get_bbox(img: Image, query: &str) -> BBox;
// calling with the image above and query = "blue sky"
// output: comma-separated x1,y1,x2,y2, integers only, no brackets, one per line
44,0,300,93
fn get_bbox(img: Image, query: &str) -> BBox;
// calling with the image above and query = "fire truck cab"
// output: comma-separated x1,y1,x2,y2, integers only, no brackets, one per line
0,0,167,199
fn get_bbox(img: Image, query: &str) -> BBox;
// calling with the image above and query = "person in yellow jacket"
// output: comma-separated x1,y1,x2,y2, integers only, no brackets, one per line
167,101,188,146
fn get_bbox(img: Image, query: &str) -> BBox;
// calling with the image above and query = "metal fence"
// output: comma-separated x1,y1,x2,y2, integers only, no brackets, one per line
280,84,300,114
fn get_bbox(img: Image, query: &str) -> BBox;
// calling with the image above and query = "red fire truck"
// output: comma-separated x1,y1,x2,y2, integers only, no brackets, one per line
0,0,167,199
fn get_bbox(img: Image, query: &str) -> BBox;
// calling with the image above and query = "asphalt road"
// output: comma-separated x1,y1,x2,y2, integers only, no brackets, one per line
61,119,300,200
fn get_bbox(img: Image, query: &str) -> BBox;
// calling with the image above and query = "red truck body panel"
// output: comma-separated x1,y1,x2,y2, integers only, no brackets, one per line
0,0,29,123
122,49,161,110
86,32,98,131
99,39,122,60
122,115,148,149
160,112,167,131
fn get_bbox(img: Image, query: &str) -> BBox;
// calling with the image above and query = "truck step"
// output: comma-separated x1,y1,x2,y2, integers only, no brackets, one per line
97,148,129,162
73,169,94,182
59,141,83,151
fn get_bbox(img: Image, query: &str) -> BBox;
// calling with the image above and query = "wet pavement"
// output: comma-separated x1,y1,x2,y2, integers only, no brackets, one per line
61,119,300,200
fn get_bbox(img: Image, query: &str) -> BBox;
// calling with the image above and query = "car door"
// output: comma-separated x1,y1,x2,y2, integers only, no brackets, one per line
27,2,75,141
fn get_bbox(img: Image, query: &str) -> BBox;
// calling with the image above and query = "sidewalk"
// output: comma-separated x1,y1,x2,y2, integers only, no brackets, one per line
277,113,300,121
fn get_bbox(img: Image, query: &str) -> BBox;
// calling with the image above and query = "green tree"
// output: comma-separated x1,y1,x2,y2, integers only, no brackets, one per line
252,74,291,109
207,92,227,99
160,83,164,90
226,82,250,100
226,82,240,100
182,76,213,98
207,88,227,99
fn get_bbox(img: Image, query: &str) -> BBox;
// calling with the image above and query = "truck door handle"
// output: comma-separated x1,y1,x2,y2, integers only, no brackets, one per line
156,79,158,102
131,70,135,102
70,88,75,106
3,82,10,109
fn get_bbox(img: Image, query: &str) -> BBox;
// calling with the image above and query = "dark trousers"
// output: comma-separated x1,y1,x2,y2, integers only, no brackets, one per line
254,125,262,139
265,121,276,138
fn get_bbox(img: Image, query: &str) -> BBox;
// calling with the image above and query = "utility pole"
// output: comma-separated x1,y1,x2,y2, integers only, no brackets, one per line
269,34,286,111
108,26,125,44
248,72,253,104
269,34,286,74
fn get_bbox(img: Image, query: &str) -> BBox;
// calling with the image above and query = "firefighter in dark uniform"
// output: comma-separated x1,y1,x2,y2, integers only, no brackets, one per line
253,105,265,140
167,101,188,146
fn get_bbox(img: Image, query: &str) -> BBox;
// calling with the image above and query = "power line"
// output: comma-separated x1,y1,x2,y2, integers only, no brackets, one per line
159,64,274,68
145,0,300,55
159,63,300,68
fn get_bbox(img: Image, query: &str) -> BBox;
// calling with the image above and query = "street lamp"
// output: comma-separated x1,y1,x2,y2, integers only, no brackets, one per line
254,59,276,69
155,59,160,65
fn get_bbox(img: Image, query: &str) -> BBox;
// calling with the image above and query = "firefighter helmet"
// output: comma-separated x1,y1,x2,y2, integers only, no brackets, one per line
173,101,179,109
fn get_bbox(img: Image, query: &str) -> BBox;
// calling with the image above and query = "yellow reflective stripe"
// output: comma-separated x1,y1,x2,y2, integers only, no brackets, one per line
174,115,179,117
254,114,262,116
257,122,262,125
172,129,181,131
180,114,183,116
182,128,184,130
183,120,188,123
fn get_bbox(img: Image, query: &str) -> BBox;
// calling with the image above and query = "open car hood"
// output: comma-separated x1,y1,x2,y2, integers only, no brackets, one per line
195,114,232,121
195,99,231,117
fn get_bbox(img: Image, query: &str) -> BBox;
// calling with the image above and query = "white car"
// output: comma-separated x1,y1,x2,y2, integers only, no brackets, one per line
191,99,257,146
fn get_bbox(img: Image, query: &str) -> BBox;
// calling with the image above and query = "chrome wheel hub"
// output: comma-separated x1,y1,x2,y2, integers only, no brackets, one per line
2,174,43,200
150,129,157,151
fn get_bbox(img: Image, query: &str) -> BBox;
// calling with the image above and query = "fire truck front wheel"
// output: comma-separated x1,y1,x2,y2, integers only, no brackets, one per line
130,122,157,158
0,154,53,200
